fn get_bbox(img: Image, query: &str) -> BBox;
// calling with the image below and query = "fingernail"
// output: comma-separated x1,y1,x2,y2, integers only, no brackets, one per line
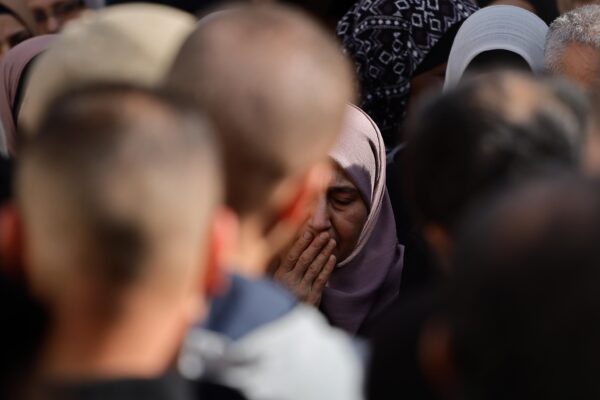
329,239,336,247
330,255,336,263
303,231,313,240
320,232,329,240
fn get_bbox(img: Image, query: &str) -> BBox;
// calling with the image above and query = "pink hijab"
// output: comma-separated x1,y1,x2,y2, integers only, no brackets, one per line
321,104,404,334
0,35,54,156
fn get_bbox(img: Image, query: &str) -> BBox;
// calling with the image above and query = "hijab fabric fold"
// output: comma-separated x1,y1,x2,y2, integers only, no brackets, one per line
321,105,404,334
0,35,54,156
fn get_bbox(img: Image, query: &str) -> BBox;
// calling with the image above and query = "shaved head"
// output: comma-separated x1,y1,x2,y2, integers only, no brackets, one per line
167,4,354,216
17,85,222,310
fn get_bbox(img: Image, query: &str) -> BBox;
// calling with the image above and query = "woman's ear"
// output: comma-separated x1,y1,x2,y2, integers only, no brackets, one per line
0,204,25,282
203,207,239,298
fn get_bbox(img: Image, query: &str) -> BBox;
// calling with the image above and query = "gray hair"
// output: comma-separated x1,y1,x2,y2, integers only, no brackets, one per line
545,4,600,72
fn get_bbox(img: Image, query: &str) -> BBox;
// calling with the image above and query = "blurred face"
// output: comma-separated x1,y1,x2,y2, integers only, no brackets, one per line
303,163,368,263
26,0,85,34
557,43,600,90
0,14,31,60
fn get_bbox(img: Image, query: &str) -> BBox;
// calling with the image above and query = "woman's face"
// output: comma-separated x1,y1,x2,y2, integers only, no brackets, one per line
303,163,369,263
26,0,85,34
0,14,30,60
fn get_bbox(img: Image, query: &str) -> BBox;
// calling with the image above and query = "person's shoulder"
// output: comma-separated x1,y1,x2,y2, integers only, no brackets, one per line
202,274,297,341
226,304,366,400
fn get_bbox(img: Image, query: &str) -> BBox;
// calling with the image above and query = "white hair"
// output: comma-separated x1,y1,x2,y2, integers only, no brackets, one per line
544,4,600,72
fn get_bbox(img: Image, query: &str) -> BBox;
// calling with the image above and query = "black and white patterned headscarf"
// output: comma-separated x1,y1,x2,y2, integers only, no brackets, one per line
337,0,478,146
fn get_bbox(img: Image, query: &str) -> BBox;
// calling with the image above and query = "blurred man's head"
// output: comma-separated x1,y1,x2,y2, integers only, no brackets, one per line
167,4,354,274
404,72,587,267
446,176,600,400
4,85,227,377
19,3,195,137
545,5,600,89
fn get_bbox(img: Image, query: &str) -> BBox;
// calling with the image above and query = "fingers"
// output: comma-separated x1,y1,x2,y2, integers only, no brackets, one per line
306,255,337,305
295,232,330,275
280,230,314,271
302,238,336,285
313,255,336,293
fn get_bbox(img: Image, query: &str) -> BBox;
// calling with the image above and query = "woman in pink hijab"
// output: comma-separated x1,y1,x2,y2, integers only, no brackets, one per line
273,105,404,335
0,34,53,157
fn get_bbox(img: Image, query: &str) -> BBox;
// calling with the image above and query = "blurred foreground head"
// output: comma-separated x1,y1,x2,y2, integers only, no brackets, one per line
405,72,588,268
448,176,600,400
167,4,354,274
9,85,224,378
545,5,600,89
18,3,195,137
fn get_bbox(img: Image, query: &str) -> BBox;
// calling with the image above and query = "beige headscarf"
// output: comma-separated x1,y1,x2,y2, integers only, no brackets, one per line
19,3,195,135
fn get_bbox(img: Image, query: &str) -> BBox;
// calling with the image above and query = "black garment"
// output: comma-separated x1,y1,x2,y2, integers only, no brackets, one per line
385,153,437,300
44,374,193,400
0,157,13,204
366,288,441,400
0,274,48,399
41,374,246,400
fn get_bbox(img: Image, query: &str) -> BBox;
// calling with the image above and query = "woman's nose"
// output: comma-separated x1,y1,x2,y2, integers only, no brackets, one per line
307,197,331,232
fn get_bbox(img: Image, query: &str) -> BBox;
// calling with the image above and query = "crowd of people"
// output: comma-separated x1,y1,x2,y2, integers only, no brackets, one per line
1,0,600,399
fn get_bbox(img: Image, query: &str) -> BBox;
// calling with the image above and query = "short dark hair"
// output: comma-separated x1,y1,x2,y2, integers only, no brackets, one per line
404,72,588,233
166,4,354,216
18,84,221,295
447,176,600,400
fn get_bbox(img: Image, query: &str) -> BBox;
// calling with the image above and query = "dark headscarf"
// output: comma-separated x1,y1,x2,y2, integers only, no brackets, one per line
337,0,478,146
478,0,559,24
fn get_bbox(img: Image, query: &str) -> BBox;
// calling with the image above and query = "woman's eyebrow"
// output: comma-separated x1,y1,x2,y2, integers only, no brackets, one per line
328,186,358,195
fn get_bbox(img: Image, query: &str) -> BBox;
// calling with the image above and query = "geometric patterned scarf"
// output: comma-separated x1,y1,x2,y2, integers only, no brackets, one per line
337,0,478,146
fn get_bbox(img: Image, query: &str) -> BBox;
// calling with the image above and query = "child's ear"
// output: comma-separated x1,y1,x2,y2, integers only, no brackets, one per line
0,204,25,282
203,207,239,298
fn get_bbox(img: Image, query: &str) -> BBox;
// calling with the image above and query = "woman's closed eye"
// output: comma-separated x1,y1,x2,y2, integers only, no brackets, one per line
328,188,360,208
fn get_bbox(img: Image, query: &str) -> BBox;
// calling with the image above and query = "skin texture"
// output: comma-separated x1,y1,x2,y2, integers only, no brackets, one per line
272,163,368,305
0,14,29,60
25,0,84,34
557,43,600,90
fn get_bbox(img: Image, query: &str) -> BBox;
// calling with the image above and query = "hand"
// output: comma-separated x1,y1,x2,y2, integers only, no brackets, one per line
272,231,337,306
